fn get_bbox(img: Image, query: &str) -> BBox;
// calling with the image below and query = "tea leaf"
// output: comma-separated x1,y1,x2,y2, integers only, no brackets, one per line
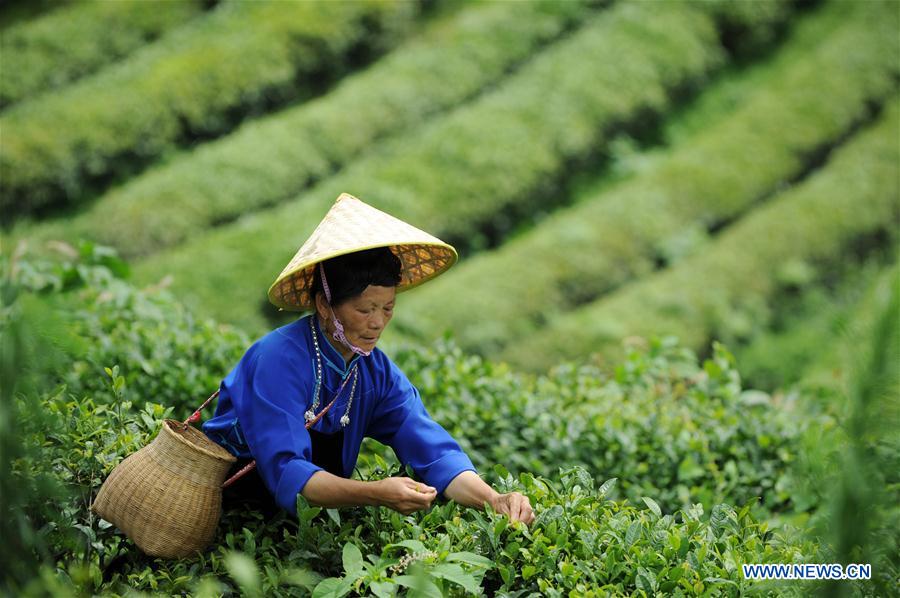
341,542,364,577
312,577,353,598
641,496,662,518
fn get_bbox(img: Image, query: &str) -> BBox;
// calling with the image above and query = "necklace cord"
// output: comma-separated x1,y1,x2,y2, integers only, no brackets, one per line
203,317,357,489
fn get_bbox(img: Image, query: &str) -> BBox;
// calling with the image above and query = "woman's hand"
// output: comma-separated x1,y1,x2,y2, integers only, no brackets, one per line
444,471,536,525
373,477,437,515
302,471,435,513
490,491,535,525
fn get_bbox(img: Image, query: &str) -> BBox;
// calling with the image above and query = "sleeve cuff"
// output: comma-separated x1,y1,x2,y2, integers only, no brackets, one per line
274,458,323,515
417,451,477,495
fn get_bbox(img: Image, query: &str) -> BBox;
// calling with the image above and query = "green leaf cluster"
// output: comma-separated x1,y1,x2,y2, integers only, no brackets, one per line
0,0,208,109
20,0,599,259
130,0,792,333
503,99,900,370
1,0,422,217
385,336,815,517
389,0,900,357
3,246,894,596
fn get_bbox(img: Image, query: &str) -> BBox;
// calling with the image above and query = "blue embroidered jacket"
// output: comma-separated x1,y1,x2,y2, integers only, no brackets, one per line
203,315,476,514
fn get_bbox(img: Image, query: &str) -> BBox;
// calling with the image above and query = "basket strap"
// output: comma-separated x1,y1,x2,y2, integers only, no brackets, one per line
221,460,257,489
221,393,341,489
184,385,344,489
184,389,219,426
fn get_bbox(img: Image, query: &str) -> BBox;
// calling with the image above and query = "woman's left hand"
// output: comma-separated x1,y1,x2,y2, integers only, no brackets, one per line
490,492,535,525
444,471,536,525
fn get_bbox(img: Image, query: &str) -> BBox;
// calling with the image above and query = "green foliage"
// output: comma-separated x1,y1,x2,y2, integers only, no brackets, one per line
134,0,790,332
768,261,900,597
823,262,900,596
14,241,811,519
0,0,422,217
0,0,70,31
20,0,601,259
386,337,816,518
1,240,248,414
702,0,794,58
388,0,900,356
12,387,819,597
503,99,900,370
10,389,174,597
56,265,248,416
8,244,810,519
5,1,899,595
0,0,209,109
0,271,65,590
0,244,165,592
311,0,726,248
10,335,811,596
8,248,894,597
288,469,816,598
735,261,898,392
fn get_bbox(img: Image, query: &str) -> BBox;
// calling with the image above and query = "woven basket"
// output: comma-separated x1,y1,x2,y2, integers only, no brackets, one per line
91,419,236,558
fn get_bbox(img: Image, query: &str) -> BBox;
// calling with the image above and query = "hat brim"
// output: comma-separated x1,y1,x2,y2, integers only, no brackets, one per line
267,193,458,311
268,241,457,312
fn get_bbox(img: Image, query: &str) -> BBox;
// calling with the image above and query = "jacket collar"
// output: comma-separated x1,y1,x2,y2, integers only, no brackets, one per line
311,315,360,378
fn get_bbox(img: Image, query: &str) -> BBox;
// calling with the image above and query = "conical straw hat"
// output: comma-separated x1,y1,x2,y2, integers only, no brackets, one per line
268,193,458,311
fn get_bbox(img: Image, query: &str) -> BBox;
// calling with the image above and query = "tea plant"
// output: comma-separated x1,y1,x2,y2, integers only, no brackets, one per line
18,393,815,598
2,245,887,597
387,336,819,517
391,0,899,358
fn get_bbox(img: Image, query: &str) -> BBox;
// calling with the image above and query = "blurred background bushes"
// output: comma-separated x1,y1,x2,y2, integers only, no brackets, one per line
1,0,897,594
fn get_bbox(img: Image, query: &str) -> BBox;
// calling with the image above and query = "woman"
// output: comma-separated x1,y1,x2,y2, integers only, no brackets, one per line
203,194,534,524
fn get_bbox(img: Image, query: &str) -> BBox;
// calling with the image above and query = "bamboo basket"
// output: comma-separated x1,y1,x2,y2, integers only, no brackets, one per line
91,419,236,558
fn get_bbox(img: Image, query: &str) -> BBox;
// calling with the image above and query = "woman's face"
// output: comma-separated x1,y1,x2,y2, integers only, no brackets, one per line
318,285,396,359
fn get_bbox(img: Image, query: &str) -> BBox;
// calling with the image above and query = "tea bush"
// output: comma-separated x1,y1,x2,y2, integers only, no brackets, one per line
8,388,174,596
504,100,900,370
3,245,888,597
10,244,813,516
132,0,791,332
389,337,817,517
288,468,818,598
389,0,900,356
735,261,898,392
1,240,247,414
21,0,601,259
769,268,900,596
0,0,422,216
827,275,900,594
10,383,819,597
0,0,209,109
56,269,248,415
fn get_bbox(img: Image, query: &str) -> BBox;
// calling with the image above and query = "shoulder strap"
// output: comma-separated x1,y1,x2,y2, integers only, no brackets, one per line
184,386,342,489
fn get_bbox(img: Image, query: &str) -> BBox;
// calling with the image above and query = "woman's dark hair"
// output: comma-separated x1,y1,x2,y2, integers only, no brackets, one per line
312,247,402,306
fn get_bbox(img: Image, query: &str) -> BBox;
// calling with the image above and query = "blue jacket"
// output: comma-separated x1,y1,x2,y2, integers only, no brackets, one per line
203,315,476,514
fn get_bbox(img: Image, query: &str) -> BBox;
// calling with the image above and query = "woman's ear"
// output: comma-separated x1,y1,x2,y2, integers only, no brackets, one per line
314,292,329,321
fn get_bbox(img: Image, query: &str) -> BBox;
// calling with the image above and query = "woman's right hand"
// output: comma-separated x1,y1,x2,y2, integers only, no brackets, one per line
373,477,437,514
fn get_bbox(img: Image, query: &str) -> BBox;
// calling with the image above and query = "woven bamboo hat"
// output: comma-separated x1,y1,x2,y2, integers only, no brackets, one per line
268,193,458,311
